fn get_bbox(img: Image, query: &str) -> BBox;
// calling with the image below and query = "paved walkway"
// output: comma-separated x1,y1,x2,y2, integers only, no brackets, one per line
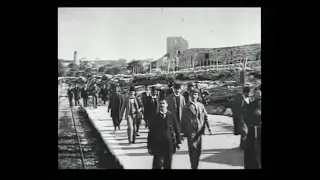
84,103,244,169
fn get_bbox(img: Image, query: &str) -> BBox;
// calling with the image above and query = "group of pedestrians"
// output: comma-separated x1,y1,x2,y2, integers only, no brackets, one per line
67,83,109,108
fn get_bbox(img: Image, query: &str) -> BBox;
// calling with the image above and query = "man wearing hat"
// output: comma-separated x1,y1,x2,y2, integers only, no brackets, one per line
147,99,182,169
183,82,195,104
144,86,160,129
141,84,151,128
194,81,212,135
92,83,100,108
181,89,209,169
243,85,261,169
166,83,186,133
120,86,143,144
166,82,174,97
99,83,109,105
231,86,252,149
67,84,74,107
73,83,81,106
108,85,123,131
81,84,89,107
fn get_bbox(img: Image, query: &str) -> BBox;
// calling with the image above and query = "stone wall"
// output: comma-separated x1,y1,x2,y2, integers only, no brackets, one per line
179,43,261,68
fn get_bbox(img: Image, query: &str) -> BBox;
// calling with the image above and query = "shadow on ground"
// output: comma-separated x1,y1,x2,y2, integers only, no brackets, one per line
200,147,244,167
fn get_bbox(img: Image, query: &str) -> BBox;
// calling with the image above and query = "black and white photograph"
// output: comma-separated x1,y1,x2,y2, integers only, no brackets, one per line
58,7,261,169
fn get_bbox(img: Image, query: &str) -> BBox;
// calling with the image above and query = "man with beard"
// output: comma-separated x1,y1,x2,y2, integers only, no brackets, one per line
73,83,81,106
166,83,186,134
147,99,182,169
99,84,109,105
144,86,160,129
181,89,209,169
243,85,261,169
108,86,123,131
81,84,89,107
120,86,142,144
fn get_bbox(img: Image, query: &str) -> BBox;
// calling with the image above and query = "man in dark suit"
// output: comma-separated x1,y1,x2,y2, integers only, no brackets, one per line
67,84,74,107
108,86,123,131
144,86,160,129
147,99,182,169
243,85,261,169
141,84,151,128
81,84,89,107
92,83,100,108
166,83,186,133
99,84,109,105
73,83,81,106
183,82,195,104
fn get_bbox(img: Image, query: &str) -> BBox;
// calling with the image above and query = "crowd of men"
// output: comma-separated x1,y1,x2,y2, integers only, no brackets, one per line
65,80,261,169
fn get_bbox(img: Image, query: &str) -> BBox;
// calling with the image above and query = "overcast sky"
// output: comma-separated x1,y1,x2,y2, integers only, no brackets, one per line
58,8,260,61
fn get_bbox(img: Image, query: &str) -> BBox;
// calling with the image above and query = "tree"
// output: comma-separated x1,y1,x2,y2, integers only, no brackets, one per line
85,68,92,74
106,67,122,75
58,60,68,77
98,65,108,72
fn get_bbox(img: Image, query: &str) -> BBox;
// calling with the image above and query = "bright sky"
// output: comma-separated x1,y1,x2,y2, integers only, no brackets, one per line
58,8,260,61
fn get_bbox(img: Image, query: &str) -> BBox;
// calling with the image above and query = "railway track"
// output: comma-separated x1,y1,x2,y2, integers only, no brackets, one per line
58,83,123,169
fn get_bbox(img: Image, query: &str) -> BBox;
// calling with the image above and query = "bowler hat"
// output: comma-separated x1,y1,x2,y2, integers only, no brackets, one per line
173,83,181,89
243,86,251,93
129,86,135,92
151,86,157,91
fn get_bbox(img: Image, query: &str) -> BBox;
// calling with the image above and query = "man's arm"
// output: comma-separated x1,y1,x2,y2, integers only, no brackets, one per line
172,113,182,144
120,98,126,119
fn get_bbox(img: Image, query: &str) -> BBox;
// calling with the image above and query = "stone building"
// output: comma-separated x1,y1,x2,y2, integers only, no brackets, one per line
166,37,189,70
178,43,261,69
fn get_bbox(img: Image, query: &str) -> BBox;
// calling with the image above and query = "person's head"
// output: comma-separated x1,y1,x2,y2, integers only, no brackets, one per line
168,82,173,89
243,86,251,97
195,81,200,89
173,83,182,95
151,86,157,96
159,99,168,111
145,85,150,91
253,85,261,100
129,86,136,97
75,84,78,87
188,82,195,91
190,89,200,102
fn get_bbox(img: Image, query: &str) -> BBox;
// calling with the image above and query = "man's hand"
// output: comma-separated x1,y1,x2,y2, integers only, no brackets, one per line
176,144,180,150
148,149,153,155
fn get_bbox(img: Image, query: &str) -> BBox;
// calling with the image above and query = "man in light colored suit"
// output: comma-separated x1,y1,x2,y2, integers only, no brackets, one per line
166,83,186,133
181,89,209,169
120,86,142,145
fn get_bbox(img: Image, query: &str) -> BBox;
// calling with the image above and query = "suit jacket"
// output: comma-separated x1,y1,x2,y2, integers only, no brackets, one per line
181,101,209,137
73,87,81,99
144,95,160,120
108,92,123,118
99,88,108,98
230,94,251,118
147,111,182,155
80,88,89,99
67,88,73,99
120,96,142,120
166,94,186,122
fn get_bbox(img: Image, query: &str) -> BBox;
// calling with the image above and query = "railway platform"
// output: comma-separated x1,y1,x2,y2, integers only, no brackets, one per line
84,103,244,169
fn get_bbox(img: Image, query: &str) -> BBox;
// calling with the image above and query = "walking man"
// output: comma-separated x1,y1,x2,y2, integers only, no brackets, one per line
81,84,89,107
108,86,123,131
147,99,182,169
243,86,261,169
120,86,142,145
237,86,252,150
92,83,100,108
144,86,160,129
141,84,151,128
181,89,209,169
194,81,212,135
166,83,186,133
183,82,195,104
99,84,109,105
67,84,74,107
73,83,81,106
